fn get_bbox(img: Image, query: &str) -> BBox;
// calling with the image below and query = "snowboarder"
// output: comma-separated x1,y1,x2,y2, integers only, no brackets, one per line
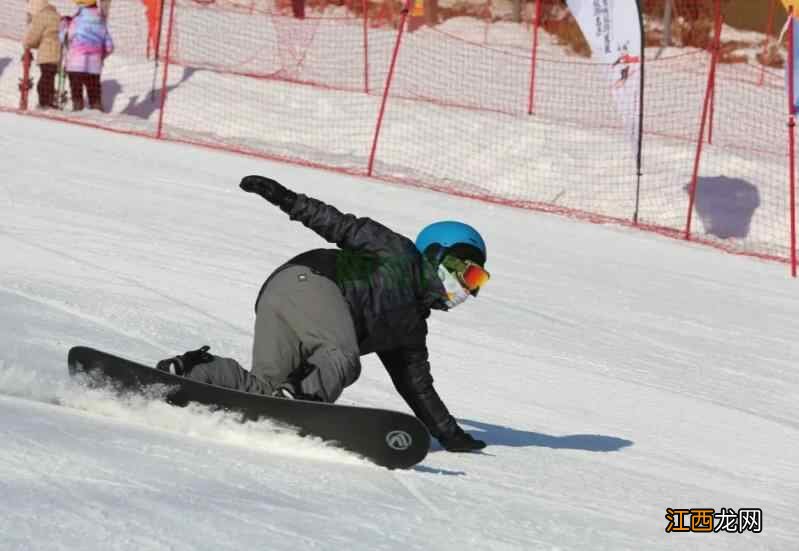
158,176,489,452
22,0,62,109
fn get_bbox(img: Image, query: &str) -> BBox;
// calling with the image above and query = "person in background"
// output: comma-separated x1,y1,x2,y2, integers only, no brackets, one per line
60,0,113,112
23,0,61,109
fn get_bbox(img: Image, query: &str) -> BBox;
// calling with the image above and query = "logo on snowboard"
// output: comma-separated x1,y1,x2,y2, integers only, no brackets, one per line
385,430,413,450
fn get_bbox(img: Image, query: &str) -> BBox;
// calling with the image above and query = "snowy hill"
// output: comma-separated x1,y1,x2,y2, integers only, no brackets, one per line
1,113,797,550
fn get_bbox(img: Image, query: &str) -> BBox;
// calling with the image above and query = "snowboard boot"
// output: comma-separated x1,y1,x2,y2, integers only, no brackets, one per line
156,345,214,376
272,381,325,402
272,382,298,400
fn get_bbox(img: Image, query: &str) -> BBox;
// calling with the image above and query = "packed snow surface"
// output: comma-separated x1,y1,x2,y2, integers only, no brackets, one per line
1,114,797,550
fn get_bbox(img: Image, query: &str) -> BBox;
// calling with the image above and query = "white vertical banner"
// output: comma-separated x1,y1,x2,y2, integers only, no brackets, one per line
565,0,644,150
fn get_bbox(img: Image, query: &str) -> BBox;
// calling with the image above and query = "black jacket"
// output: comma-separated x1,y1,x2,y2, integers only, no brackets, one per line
258,193,462,441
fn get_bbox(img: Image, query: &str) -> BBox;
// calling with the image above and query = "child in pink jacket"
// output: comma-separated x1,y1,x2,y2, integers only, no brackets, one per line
60,0,113,111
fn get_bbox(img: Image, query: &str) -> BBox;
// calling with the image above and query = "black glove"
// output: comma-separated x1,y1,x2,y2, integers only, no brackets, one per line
240,175,297,213
156,345,214,376
439,426,486,453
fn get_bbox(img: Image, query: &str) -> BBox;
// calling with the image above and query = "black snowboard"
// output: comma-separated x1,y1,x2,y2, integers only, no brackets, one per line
67,346,430,469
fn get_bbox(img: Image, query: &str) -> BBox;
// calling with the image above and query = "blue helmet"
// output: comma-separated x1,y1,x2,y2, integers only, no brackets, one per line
415,221,487,266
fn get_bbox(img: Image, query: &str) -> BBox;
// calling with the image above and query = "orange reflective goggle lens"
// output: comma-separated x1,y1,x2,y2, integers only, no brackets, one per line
442,255,490,292
460,262,490,291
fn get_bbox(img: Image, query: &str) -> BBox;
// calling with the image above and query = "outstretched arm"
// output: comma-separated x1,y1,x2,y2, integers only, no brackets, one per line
378,345,486,452
240,175,403,253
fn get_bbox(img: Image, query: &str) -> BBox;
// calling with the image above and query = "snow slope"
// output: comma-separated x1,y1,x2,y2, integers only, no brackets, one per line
1,113,797,550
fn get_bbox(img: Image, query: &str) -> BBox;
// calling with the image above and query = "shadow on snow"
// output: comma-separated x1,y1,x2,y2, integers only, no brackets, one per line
457,419,634,452
0,57,11,80
103,67,199,119
684,176,760,239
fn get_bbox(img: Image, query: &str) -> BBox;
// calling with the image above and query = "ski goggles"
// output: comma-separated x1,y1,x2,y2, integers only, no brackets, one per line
441,255,490,295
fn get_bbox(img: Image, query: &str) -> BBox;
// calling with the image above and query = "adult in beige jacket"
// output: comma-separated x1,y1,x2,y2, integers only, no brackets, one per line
23,0,61,108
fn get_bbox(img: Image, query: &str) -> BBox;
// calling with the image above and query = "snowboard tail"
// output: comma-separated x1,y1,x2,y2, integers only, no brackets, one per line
67,346,430,469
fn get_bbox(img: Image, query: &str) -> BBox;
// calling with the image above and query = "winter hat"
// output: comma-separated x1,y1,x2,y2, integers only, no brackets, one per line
27,0,49,14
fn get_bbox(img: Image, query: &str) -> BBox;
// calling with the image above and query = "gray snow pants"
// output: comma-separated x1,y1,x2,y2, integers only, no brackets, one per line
187,265,361,403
